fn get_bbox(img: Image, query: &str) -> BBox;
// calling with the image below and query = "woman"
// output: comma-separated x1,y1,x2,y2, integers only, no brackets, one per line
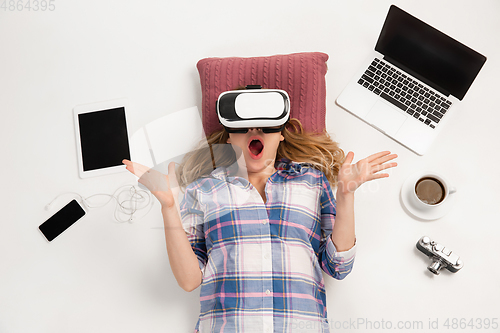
123,115,397,332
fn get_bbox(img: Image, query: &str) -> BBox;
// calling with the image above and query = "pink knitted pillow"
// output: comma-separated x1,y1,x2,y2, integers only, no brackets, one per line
197,52,329,136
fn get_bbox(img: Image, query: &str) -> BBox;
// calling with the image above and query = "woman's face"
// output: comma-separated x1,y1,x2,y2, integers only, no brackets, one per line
227,128,284,175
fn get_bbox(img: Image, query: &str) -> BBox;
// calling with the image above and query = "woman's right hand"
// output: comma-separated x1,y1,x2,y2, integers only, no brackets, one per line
124,160,202,291
122,160,179,209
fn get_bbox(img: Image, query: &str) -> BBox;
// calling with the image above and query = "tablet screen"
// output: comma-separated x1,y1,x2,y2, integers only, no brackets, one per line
78,107,131,171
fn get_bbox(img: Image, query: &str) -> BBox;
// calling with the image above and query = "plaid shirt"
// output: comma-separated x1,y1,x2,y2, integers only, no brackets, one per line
181,159,356,333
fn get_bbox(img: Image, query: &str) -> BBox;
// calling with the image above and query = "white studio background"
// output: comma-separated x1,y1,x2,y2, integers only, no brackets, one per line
1,1,499,332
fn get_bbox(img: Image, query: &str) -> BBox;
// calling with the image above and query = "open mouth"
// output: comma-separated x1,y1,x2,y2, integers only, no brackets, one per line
248,137,264,159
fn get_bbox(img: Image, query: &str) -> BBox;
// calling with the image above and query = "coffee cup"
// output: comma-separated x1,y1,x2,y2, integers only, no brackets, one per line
410,172,456,210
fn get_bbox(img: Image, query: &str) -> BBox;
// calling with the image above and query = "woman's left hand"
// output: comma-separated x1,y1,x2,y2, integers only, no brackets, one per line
337,151,398,194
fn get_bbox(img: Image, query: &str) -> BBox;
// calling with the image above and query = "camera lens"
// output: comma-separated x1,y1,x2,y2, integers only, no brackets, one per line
428,259,444,275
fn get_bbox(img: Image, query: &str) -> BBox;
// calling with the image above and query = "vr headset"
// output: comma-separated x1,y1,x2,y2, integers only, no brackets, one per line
217,85,290,133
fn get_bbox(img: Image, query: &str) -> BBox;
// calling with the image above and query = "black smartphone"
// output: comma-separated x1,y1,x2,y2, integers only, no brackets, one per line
39,199,86,242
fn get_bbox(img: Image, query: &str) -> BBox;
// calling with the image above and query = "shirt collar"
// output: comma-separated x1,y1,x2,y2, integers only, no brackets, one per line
275,158,305,176
209,162,250,187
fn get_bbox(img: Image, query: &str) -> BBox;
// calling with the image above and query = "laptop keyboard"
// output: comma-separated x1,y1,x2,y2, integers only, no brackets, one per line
357,58,452,129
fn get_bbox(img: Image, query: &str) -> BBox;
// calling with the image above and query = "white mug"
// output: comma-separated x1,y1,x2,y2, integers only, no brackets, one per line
410,172,456,210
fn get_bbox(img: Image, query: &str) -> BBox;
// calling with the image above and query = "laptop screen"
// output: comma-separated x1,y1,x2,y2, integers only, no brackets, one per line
375,5,486,100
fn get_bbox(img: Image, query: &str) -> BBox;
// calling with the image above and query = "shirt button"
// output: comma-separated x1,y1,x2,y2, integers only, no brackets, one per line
261,220,267,225
265,289,271,295
264,253,270,260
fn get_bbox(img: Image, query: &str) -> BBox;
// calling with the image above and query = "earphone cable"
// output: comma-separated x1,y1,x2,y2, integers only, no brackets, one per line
45,185,154,223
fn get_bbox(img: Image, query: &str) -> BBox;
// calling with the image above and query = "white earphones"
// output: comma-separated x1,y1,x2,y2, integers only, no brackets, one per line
44,186,153,223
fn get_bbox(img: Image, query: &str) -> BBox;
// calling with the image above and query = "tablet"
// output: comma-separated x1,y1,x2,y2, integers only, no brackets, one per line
73,99,131,178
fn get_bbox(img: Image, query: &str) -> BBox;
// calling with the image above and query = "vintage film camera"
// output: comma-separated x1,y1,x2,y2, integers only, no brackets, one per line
416,236,463,275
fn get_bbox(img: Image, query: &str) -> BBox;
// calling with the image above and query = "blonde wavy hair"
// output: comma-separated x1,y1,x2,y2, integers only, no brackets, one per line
177,118,345,189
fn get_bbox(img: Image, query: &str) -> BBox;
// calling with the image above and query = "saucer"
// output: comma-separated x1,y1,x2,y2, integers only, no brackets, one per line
400,172,457,221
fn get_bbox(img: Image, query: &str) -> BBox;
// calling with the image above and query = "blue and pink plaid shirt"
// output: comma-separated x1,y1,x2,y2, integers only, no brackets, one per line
181,159,356,333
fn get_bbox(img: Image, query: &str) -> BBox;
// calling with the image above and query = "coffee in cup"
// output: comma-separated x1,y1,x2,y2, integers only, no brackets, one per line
415,177,446,205
412,173,456,208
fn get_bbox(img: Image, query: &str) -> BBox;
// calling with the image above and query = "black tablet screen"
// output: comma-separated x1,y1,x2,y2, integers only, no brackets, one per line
78,107,131,171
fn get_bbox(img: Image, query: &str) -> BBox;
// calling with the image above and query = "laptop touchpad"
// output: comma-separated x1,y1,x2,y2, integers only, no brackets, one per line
364,101,407,136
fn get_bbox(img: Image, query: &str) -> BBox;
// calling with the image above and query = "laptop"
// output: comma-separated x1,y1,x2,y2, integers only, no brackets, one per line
336,5,486,155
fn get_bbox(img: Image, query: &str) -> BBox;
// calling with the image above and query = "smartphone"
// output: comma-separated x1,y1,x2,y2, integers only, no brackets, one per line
39,199,86,242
